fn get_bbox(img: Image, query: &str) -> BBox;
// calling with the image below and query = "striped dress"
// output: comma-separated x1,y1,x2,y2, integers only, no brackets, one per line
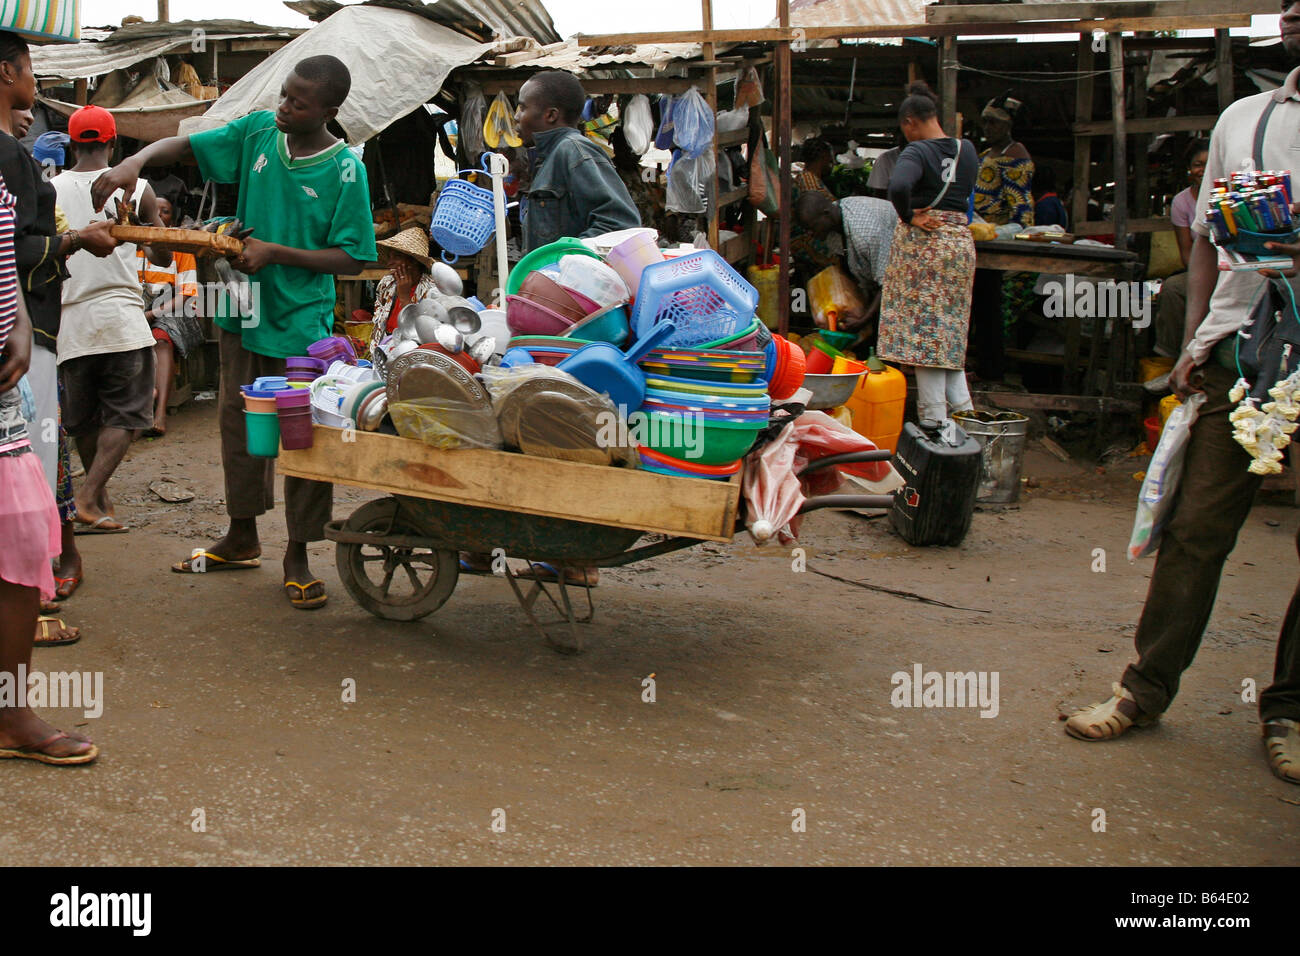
0,177,16,353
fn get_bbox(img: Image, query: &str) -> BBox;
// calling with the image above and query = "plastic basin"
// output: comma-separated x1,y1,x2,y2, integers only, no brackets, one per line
506,294,577,336
563,302,631,346
640,410,764,465
506,239,602,296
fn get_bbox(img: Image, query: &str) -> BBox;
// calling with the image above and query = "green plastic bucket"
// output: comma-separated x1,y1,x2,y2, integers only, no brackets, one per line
245,410,281,458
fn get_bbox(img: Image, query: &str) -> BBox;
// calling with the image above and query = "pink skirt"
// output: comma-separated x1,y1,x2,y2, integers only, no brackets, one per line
0,446,61,600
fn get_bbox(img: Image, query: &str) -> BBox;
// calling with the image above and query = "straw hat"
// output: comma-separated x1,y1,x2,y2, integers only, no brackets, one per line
377,227,434,268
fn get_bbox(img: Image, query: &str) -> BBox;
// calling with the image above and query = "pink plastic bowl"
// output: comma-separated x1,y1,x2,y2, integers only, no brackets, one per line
506,294,579,336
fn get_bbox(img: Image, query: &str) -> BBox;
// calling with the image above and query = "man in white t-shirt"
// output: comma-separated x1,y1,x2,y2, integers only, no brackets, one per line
54,105,170,533
1064,12,1300,785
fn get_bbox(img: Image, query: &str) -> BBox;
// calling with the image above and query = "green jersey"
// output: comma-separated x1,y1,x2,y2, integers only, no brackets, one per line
189,110,377,358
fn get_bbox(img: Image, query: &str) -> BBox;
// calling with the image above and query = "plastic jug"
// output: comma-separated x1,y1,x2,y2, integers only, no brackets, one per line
845,350,906,453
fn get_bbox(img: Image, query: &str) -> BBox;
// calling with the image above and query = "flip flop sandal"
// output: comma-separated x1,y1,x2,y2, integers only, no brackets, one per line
73,515,128,535
459,557,496,576
1263,718,1300,784
54,574,81,601
40,599,60,614
172,551,261,573
284,580,328,610
35,616,81,647
0,731,99,766
1065,682,1158,741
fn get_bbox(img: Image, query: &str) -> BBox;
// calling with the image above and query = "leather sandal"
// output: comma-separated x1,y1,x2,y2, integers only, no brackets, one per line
1263,718,1300,784
1065,682,1158,741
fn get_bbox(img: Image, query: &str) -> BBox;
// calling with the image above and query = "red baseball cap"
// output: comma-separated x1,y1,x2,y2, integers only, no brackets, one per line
68,105,116,143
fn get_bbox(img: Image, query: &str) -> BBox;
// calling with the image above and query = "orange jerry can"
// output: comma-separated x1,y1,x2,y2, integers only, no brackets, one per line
845,350,906,452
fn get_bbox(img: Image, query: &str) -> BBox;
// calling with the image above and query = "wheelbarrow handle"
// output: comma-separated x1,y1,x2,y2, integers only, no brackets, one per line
799,494,896,514
796,449,893,477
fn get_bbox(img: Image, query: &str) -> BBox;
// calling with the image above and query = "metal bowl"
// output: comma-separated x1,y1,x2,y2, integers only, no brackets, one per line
801,371,865,410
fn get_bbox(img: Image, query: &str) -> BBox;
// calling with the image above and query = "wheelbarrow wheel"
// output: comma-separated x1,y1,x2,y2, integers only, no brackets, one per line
336,499,459,621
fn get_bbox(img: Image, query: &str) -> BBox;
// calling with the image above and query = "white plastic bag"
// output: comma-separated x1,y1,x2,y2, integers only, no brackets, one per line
624,94,653,155
460,83,486,158
673,87,715,158
1128,392,1206,561
666,151,714,215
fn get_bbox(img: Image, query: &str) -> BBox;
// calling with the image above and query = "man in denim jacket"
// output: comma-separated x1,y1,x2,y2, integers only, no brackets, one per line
514,71,640,253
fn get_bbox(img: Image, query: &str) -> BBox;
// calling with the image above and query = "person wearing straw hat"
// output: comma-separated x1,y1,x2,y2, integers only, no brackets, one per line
368,227,438,349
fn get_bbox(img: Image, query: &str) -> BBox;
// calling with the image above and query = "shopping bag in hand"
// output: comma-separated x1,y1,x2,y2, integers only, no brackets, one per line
1128,392,1206,560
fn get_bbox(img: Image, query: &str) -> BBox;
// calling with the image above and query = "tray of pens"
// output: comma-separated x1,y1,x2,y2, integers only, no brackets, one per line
1207,170,1297,256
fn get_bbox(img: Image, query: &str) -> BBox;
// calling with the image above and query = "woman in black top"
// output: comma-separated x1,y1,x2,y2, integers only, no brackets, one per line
0,32,117,635
878,82,980,426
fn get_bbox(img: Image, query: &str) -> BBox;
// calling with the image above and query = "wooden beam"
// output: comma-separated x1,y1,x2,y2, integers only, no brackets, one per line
1215,28,1234,115
703,0,720,251
1133,47,1150,223
777,0,792,338
1070,36,1094,250
1074,216,1174,235
977,391,1139,414
1072,114,1219,135
1110,34,1128,253
926,0,1272,24
480,77,700,95
939,36,957,136
576,14,1250,46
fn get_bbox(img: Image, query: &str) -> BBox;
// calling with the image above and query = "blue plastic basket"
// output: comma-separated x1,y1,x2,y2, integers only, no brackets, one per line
632,249,759,347
430,168,497,263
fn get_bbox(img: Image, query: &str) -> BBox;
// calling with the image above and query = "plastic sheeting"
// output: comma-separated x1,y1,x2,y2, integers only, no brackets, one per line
178,6,493,145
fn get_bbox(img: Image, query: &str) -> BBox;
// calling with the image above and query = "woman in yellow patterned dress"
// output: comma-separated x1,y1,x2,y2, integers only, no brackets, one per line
971,93,1035,381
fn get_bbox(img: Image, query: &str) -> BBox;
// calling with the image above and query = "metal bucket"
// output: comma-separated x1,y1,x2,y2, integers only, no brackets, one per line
953,410,1030,504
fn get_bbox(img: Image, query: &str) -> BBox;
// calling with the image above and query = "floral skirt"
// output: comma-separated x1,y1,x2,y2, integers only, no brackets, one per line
878,211,976,370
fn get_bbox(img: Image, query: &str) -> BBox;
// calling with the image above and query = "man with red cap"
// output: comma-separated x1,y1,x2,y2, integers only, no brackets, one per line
53,104,171,533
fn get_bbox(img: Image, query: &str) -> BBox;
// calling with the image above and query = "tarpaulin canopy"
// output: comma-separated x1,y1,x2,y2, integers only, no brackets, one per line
0,0,79,44
178,5,493,145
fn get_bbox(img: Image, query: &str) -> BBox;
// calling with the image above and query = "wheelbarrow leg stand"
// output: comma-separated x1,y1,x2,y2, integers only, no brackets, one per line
502,569,595,654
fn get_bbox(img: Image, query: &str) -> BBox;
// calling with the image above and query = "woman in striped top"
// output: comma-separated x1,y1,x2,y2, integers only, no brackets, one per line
0,171,98,765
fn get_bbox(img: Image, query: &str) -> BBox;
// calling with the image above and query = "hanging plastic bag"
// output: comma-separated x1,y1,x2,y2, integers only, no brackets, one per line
654,94,676,150
483,91,521,149
624,94,653,155
748,135,779,216
666,151,714,215
1128,391,1206,561
459,83,487,159
673,87,715,158
736,66,764,109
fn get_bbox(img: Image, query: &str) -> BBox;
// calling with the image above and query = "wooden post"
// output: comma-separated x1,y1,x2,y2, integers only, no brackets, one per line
703,0,720,250
157,0,169,20
939,36,957,136
1214,29,1234,115
1071,34,1094,231
73,78,87,106
1133,49,1149,222
776,0,792,337
1109,34,1127,253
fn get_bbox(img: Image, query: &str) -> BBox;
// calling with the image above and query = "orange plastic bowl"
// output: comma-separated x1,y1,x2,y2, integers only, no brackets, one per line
768,335,807,400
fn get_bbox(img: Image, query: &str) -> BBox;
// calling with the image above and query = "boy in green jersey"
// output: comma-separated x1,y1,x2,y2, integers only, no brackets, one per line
92,55,377,609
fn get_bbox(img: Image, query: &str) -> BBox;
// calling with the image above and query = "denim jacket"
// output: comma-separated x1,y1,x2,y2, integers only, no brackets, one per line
521,127,640,253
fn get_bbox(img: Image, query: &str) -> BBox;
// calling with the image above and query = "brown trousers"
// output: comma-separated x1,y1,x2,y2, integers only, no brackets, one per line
1123,364,1300,723
218,327,332,541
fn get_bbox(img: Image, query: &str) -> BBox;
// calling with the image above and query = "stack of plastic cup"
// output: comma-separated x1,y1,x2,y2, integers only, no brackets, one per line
275,387,314,450
242,385,282,457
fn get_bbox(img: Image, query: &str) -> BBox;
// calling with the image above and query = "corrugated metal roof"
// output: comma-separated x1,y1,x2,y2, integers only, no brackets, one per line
788,0,929,29
30,24,302,80
497,38,705,71
283,0,561,44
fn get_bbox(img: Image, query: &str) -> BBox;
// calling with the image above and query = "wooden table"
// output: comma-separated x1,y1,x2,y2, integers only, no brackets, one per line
974,239,1142,409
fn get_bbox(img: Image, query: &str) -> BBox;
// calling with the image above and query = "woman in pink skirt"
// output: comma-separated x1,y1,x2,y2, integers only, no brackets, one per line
0,171,97,765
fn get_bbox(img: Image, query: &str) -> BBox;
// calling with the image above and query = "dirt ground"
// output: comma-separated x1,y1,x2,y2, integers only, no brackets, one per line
4,398,1297,866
